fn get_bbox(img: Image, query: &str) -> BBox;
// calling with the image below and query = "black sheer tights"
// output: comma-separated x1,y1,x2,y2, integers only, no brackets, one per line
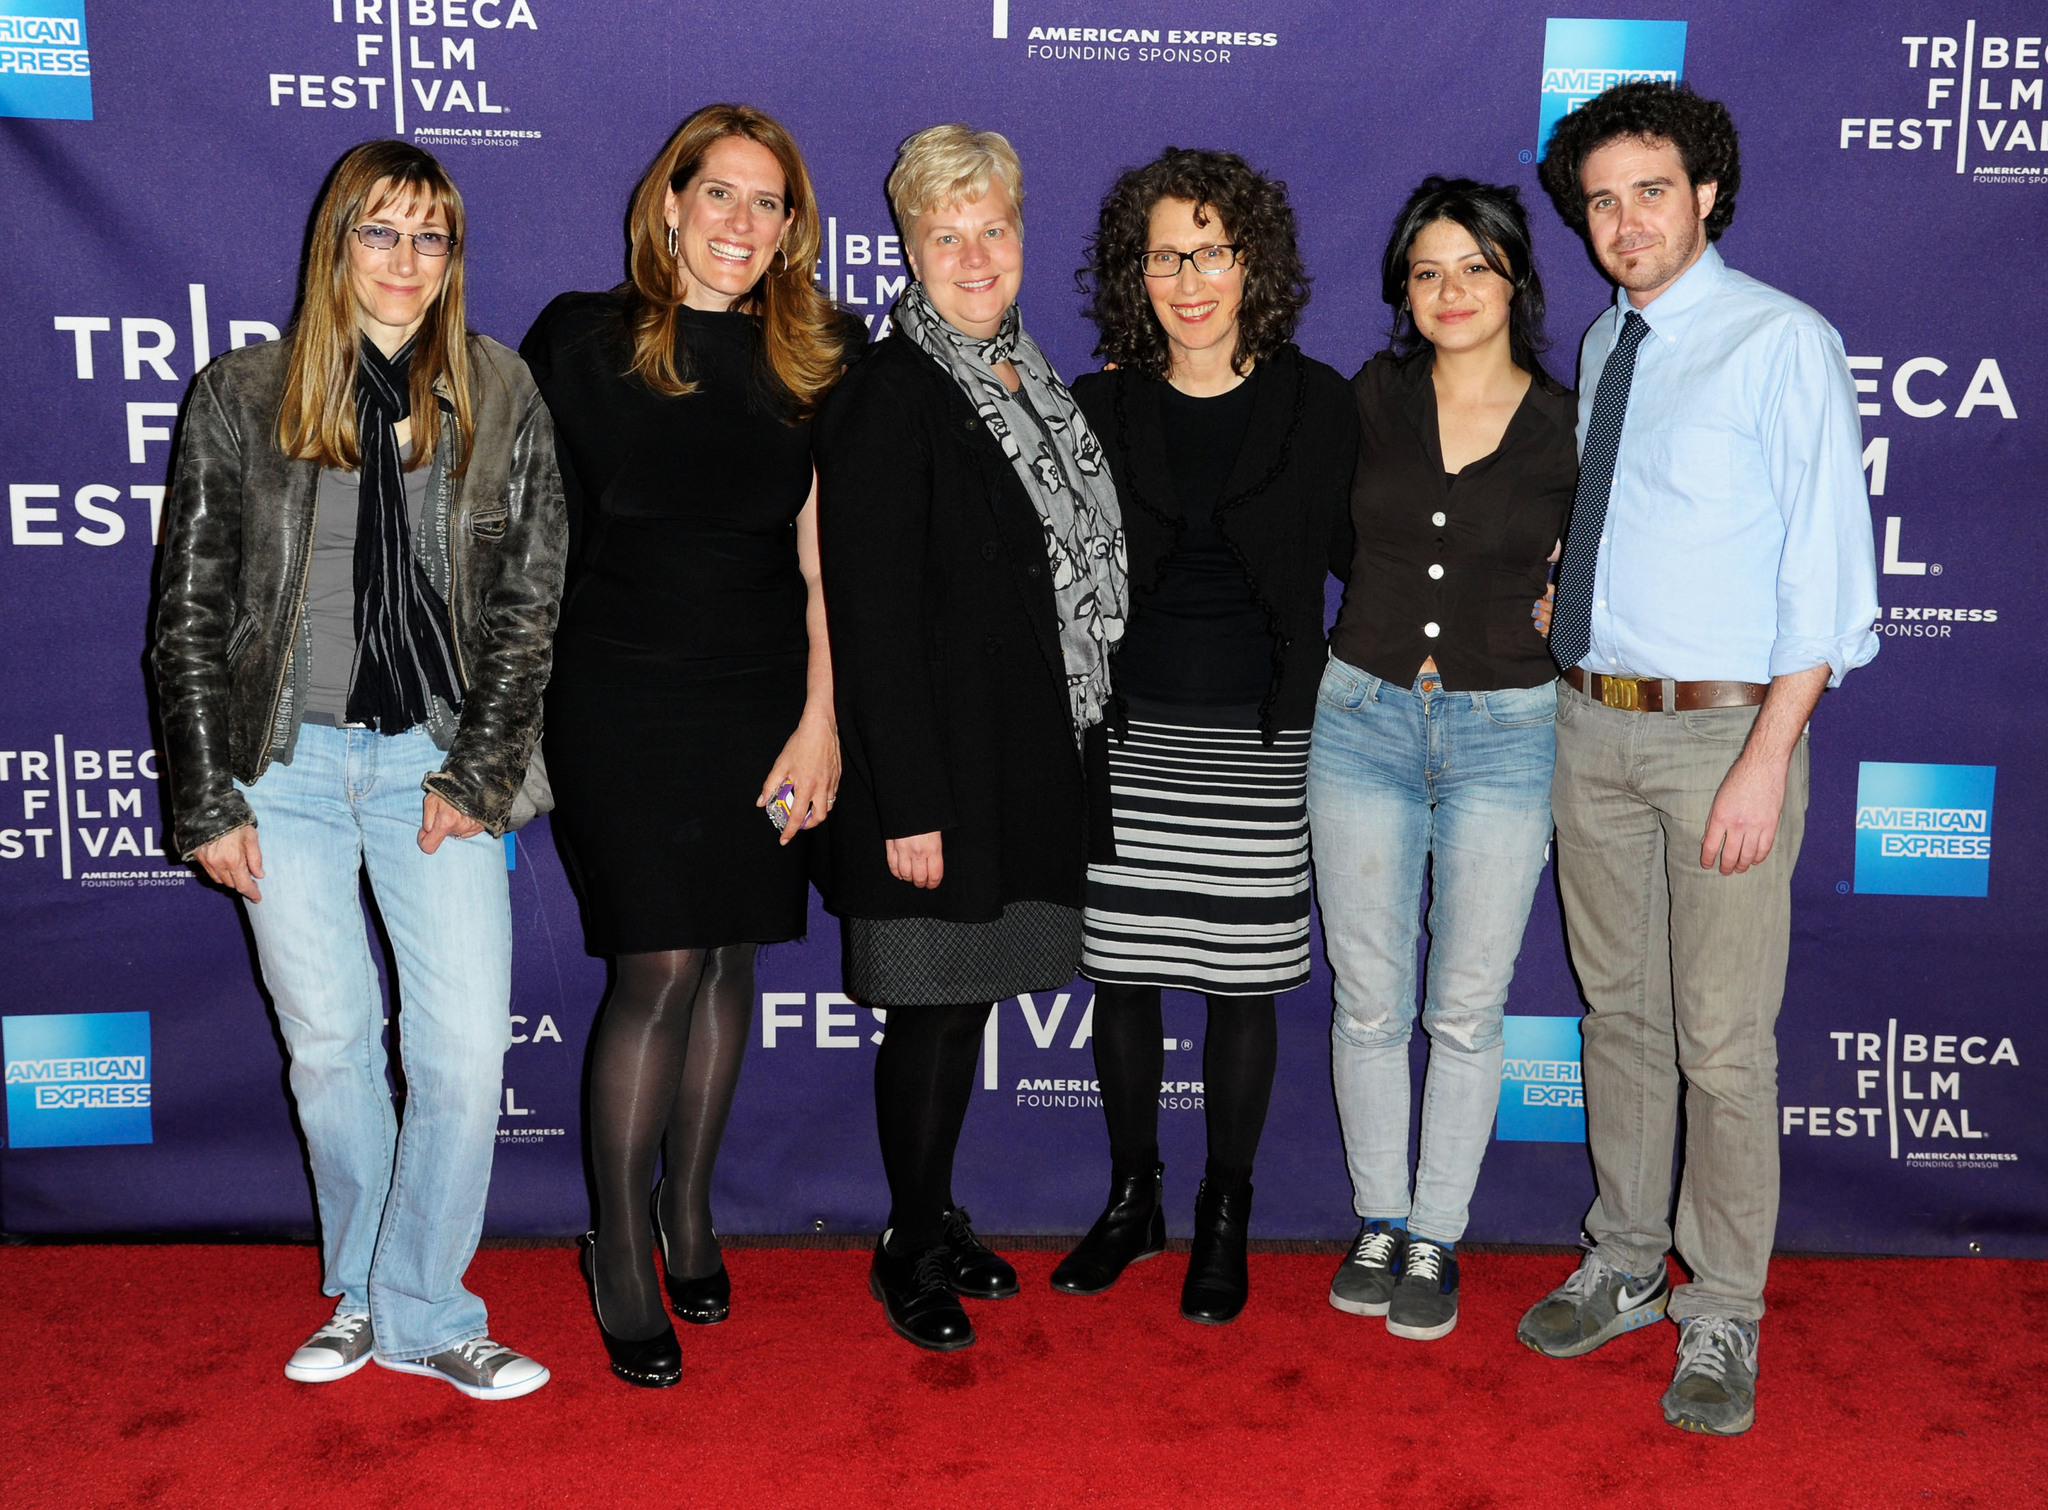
587,944,754,1339
873,1001,991,1251
1090,982,1277,1181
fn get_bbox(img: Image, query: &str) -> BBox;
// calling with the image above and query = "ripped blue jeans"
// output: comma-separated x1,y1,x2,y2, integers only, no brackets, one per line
1306,659,1556,1245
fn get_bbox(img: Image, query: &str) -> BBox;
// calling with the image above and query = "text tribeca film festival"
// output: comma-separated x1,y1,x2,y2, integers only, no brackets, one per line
0,4,2035,1249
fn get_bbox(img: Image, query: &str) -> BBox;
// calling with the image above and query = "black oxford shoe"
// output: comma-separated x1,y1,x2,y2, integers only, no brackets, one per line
1179,1177,1253,1325
940,1206,1019,1299
870,1232,976,1351
1051,1163,1167,1295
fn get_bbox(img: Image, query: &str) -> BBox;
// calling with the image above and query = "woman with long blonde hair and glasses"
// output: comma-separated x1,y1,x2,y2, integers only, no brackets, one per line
520,103,859,1388
155,139,567,1400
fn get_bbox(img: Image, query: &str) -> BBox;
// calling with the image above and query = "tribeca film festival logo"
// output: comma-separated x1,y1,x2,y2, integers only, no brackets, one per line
991,1,1280,67
1840,26,2048,186
497,1007,568,1145
0,738,185,888
0,0,91,121
265,0,545,150
1496,1015,1585,1143
3,1011,152,1149
1536,18,1686,153
758,989,1208,1111
1854,761,1995,898
1789,1021,2021,1171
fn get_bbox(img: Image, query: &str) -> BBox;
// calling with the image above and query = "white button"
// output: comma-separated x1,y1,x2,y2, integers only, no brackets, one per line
1432,511,1447,527
1596,599,1606,607
1423,622,1440,638
1428,564,1445,579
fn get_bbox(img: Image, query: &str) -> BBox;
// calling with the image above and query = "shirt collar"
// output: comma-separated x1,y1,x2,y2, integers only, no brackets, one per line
1614,241,1726,345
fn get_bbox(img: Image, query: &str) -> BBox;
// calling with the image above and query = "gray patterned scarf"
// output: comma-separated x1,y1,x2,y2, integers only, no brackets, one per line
894,280,1126,737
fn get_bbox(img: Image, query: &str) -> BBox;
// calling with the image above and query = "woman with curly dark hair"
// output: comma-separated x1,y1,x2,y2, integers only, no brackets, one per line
1311,177,1577,1345
1051,147,1359,1324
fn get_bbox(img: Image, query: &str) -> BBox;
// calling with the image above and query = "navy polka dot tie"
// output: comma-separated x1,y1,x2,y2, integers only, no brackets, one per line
1551,309,1650,673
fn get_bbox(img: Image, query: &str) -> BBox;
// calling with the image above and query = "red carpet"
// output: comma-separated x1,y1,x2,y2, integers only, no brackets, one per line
2,1244,2040,1508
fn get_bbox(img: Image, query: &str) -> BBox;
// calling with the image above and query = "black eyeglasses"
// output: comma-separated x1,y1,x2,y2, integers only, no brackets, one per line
353,225,457,257
1139,244,1240,278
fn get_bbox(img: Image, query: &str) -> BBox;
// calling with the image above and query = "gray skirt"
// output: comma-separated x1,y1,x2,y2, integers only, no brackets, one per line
846,901,1082,1007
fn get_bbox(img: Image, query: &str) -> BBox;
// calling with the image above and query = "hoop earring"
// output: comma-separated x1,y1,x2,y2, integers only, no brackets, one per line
776,247,789,274
665,225,678,257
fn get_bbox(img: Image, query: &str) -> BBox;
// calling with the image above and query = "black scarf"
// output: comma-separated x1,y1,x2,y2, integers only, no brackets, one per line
346,334,464,730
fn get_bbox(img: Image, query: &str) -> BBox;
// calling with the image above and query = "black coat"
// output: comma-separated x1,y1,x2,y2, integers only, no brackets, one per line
1070,343,1361,741
813,332,1087,923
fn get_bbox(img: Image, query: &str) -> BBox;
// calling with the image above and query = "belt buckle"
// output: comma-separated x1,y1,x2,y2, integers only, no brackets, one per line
1598,675,1642,711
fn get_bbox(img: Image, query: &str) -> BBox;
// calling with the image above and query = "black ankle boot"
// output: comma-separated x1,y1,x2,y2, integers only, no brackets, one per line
1180,1177,1253,1325
1051,1163,1166,1295
869,1231,975,1351
579,1234,683,1388
940,1206,1019,1299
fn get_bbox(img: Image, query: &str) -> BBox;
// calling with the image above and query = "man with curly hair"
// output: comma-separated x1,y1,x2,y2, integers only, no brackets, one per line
1515,82,1878,1436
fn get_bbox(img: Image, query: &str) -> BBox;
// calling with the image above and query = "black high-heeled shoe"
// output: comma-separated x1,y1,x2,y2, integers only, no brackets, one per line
652,1187,731,1325
1180,1177,1253,1325
1051,1163,1167,1295
579,1233,683,1388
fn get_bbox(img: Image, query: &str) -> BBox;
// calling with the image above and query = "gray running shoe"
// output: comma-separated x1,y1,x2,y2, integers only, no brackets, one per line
378,1337,550,1400
1329,1220,1408,1317
284,1307,373,1383
1516,1251,1669,1358
1662,1316,1759,1435
1386,1239,1459,1341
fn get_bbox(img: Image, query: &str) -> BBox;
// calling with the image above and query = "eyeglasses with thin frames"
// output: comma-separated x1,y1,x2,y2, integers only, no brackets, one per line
352,224,457,258
1139,244,1240,278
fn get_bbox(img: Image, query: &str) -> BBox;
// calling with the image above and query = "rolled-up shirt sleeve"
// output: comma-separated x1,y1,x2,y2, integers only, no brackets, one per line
1762,319,1881,686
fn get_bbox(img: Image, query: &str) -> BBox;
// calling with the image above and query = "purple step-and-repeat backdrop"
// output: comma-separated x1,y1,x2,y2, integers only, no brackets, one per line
2,2,2043,1254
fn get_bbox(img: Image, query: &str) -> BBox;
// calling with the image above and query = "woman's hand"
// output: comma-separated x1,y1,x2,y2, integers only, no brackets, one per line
194,823,265,902
1532,582,1555,638
885,830,944,889
419,792,486,853
760,710,841,844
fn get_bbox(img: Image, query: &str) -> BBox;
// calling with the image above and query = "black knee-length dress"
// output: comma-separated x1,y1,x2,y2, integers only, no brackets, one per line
522,291,817,953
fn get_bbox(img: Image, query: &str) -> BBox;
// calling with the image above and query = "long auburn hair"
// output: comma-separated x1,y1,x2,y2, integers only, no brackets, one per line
278,140,474,474
623,103,843,417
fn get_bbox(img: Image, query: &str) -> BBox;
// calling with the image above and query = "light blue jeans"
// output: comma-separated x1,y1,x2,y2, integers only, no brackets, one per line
237,723,512,1360
1307,659,1556,1245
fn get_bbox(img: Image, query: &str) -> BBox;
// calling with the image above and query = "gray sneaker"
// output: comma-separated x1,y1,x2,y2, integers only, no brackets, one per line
378,1337,550,1400
1516,1251,1669,1358
284,1307,374,1383
1386,1239,1459,1341
1329,1220,1408,1317
1662,1316,1759,1435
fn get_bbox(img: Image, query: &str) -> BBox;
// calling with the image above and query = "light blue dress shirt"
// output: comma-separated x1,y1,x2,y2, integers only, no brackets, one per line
1575,244,1880,687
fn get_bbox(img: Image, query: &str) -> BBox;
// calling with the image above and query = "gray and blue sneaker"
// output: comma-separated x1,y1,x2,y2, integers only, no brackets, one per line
1386,1238,1459,1340
1662,1316,1759,1435
1329,1220,1408,1317
1516,1251,1669,1358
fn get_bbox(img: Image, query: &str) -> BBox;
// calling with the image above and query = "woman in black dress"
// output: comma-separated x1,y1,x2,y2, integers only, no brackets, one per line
815,125,1127,1353
521,104,856,1387
1054,149,1358,1324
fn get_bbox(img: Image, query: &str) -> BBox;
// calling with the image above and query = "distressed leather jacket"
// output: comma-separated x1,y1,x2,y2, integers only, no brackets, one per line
153,332,567,859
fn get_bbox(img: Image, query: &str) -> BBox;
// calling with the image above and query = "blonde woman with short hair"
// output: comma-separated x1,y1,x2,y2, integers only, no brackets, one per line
155,139,566,1400
814,124,1127,1352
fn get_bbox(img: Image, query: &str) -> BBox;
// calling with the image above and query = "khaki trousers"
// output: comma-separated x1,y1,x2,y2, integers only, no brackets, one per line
1550,679,1808,1322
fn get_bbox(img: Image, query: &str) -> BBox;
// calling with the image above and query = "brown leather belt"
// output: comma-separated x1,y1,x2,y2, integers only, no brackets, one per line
1565,666,1767,713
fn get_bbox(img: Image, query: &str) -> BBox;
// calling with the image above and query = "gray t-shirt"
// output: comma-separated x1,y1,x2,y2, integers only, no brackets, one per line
303,444,433,720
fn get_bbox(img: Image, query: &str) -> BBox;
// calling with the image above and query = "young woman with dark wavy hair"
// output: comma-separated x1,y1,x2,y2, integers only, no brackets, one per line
519,103,860,1387
1312,177,1576,1344
1053,147,1359,1324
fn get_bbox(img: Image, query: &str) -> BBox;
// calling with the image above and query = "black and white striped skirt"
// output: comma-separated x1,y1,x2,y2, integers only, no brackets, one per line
1082,714,1313,995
